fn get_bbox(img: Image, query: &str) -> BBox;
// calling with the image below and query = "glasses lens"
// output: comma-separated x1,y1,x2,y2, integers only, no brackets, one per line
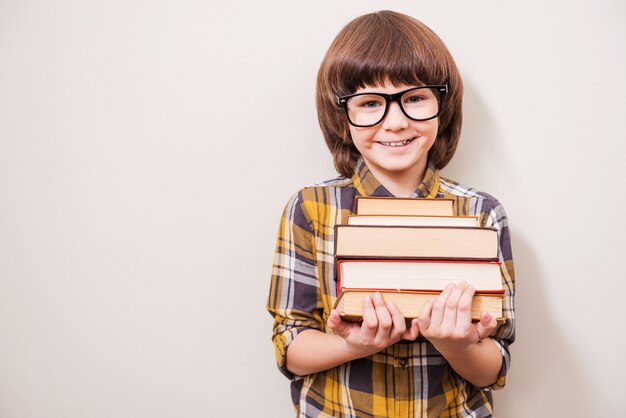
346,94,387,126
401,88,440,121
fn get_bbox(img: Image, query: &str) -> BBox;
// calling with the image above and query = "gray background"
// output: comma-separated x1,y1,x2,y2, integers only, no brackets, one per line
1,1,625,417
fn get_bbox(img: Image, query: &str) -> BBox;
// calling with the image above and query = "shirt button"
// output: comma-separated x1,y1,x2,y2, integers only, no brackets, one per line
399,359,408,368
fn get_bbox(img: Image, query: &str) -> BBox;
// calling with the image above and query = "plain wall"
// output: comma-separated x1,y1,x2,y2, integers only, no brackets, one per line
1,1,625,417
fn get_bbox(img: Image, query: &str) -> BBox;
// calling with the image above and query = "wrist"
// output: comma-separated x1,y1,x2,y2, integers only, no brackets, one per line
340,336,374,360
433,338,477,360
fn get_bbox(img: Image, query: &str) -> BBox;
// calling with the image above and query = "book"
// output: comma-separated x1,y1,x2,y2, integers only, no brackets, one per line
334,289,504,321
347,214,479,227
355,196,454,216
334,225,498,260
336,259,503,293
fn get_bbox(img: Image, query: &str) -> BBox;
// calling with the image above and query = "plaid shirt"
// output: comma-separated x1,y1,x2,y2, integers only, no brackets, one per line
268,159,515,418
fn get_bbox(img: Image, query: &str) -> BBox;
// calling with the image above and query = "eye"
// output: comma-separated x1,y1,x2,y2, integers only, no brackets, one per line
403,88,436,106
405,94,426,104
349,95,385,110
362,100,382,108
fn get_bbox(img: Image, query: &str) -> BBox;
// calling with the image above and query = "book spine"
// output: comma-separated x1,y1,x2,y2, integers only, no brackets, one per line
336,258,502,265
338,287,506,295
334,260,505,295
336,255,500,262
337,290,505,297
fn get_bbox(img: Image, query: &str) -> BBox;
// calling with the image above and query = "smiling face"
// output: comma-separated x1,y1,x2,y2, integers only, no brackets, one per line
348,82,439,192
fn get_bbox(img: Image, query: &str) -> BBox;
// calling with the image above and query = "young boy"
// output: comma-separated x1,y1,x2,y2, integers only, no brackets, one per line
267,10,515,417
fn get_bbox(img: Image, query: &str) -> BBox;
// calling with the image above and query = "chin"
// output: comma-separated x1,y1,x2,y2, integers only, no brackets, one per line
382,155,422,169
379,161,420,174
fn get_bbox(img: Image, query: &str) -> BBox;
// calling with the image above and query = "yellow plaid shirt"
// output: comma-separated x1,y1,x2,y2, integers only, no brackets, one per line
268,159,515,417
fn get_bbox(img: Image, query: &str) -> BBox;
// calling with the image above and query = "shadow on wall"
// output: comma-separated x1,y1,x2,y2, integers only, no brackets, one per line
493,234,593,418
441,81,507,192
445,83,594,417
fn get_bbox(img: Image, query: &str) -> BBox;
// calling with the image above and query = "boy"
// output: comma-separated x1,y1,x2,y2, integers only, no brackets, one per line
268,10,515,417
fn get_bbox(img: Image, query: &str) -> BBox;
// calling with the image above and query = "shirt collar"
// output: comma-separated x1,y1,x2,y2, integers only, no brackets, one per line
351,158,440,198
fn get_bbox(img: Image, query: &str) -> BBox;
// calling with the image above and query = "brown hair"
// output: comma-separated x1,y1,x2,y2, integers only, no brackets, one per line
316,10,464,178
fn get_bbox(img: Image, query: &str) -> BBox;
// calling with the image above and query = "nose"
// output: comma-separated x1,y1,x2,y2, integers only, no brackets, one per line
381,101,409,131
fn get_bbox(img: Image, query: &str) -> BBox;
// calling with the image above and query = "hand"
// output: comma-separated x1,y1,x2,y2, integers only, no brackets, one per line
417,282,497,356
327,292,420,359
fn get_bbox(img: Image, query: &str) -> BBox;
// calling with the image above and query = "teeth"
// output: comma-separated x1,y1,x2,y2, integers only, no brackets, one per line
380,138,413,147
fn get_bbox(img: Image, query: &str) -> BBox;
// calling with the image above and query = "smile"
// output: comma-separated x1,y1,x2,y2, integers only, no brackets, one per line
378,138,415,147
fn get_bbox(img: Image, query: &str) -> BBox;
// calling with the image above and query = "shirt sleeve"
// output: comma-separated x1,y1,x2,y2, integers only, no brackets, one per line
482,199,516,390
267,191,324,380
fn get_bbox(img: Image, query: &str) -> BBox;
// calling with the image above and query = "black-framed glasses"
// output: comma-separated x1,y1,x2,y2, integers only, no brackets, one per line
337,85,448,128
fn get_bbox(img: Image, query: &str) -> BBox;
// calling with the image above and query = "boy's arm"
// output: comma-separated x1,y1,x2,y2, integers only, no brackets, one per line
286,293,420,376
393,196,516,388
288,284,502,383
437,337,502,388
268,192,419,378
267,192,324,380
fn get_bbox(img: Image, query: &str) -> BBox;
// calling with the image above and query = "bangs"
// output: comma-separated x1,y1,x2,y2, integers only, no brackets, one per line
329,14,448,96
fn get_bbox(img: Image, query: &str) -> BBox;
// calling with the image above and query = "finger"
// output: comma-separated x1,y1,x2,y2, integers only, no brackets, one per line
401,318,420,341
442,282,468,328
475,311,498,340
361,296,379,336
326,309,358,338
386,300,407,339
429,283,454,328
455,283,475,329
372,292,392,334
417,297,435,332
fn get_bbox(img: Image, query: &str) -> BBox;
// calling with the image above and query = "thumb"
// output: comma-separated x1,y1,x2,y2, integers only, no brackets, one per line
417,298,434,331
401,318,420,341
475,311,497,340
327,309,354,338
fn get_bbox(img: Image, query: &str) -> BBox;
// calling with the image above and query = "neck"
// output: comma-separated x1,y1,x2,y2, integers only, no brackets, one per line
367,160,428,198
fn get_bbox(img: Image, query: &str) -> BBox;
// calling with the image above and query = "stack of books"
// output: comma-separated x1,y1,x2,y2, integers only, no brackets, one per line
333,197,504,321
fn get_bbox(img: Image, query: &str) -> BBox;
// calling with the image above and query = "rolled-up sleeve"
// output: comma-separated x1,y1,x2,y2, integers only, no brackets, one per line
267,191,324,380
483,199,516,390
